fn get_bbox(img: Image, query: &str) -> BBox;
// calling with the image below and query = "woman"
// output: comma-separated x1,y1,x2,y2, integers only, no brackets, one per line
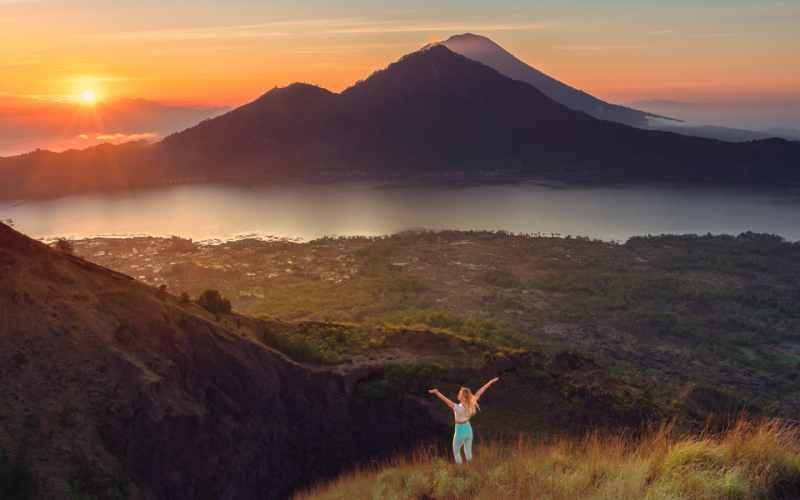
428,377,500,464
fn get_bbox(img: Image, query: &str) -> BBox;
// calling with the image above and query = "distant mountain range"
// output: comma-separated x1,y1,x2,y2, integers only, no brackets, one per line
1,42,798,200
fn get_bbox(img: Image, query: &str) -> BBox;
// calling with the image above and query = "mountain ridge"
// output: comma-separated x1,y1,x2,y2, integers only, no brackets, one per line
1,44,799,200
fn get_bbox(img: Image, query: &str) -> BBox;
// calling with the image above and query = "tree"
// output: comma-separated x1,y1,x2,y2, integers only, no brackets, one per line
196,289,232,314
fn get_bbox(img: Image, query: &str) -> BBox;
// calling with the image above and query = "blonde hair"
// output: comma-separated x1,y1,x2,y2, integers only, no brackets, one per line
458,387,479,417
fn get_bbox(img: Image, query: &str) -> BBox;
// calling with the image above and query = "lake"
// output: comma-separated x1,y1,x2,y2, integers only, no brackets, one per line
2,182,800,242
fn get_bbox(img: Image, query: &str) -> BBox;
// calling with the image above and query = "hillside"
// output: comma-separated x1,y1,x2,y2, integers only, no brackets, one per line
73,231,800,423
0,223,659,499
1,46,799,201
0,222,445,499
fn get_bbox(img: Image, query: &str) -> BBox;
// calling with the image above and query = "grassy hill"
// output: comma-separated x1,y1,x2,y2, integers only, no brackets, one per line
298,420,800,500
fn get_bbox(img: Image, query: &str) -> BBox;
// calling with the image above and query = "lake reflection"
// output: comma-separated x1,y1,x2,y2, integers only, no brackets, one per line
2,182,799,242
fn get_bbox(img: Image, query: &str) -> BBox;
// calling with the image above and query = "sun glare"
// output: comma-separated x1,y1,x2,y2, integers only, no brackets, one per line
80,89,98,105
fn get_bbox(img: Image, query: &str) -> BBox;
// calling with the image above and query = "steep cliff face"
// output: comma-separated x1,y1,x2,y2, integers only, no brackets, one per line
0,223,444,499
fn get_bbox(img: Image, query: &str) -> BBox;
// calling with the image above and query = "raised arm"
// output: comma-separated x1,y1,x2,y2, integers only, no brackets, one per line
428,388,456,409
474,377,500,401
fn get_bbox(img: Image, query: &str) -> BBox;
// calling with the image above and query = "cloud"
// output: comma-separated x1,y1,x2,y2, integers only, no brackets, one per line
0,97,221,156
323,20,558,35
283,42,411,55
68,75,130,83
555,44,646,52
94,17,560,41
93,132,158,142
688,33,733,39
648,29,675,36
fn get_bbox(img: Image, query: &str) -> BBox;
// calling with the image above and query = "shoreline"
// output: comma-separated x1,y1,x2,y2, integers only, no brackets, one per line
38,228,800,246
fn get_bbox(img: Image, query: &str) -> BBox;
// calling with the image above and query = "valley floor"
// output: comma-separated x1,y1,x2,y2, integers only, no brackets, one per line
72,230,800,421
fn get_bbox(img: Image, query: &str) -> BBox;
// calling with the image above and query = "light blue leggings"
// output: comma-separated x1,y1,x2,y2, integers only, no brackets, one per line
453,422,473,464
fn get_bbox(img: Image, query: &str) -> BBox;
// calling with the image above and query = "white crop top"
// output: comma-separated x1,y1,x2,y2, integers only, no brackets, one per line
453,403,470,423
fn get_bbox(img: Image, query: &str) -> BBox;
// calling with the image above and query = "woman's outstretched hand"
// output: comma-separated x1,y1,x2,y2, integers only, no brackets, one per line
428,388,456,408
475,377,500,400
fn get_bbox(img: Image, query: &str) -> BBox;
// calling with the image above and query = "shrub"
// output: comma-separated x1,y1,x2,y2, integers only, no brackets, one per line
196,289,232,314
179,292,191,304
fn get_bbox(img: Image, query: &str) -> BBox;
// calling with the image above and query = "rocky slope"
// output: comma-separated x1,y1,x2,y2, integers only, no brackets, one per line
0,222,445,499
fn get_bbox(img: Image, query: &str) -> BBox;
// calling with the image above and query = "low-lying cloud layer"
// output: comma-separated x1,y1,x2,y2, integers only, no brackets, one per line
0,98,223,157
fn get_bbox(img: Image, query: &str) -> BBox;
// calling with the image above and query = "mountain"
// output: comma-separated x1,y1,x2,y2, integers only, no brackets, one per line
437,33,673,127
767,127,800,140
1,45,800,200
438,34,800,143
140,45,800,186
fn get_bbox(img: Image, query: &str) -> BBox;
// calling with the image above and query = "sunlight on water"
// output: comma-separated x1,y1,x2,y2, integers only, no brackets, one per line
2,182,799,242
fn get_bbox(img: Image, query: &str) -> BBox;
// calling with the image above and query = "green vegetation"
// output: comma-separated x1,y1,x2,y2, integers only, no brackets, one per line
378,308,527,347
255,320,514,366
74,231,800,419
298,420,800,500
196,289,232,314
257,322,364,364
354,364,445,403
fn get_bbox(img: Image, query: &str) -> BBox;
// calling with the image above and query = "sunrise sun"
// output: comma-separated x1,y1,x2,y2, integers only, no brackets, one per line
80,89,98,105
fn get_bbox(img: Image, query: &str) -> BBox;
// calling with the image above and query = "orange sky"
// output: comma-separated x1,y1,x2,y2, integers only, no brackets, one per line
1,1,798,156
3,1,799,107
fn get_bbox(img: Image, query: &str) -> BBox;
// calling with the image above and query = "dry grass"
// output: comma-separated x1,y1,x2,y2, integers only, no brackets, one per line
296,420,800,500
